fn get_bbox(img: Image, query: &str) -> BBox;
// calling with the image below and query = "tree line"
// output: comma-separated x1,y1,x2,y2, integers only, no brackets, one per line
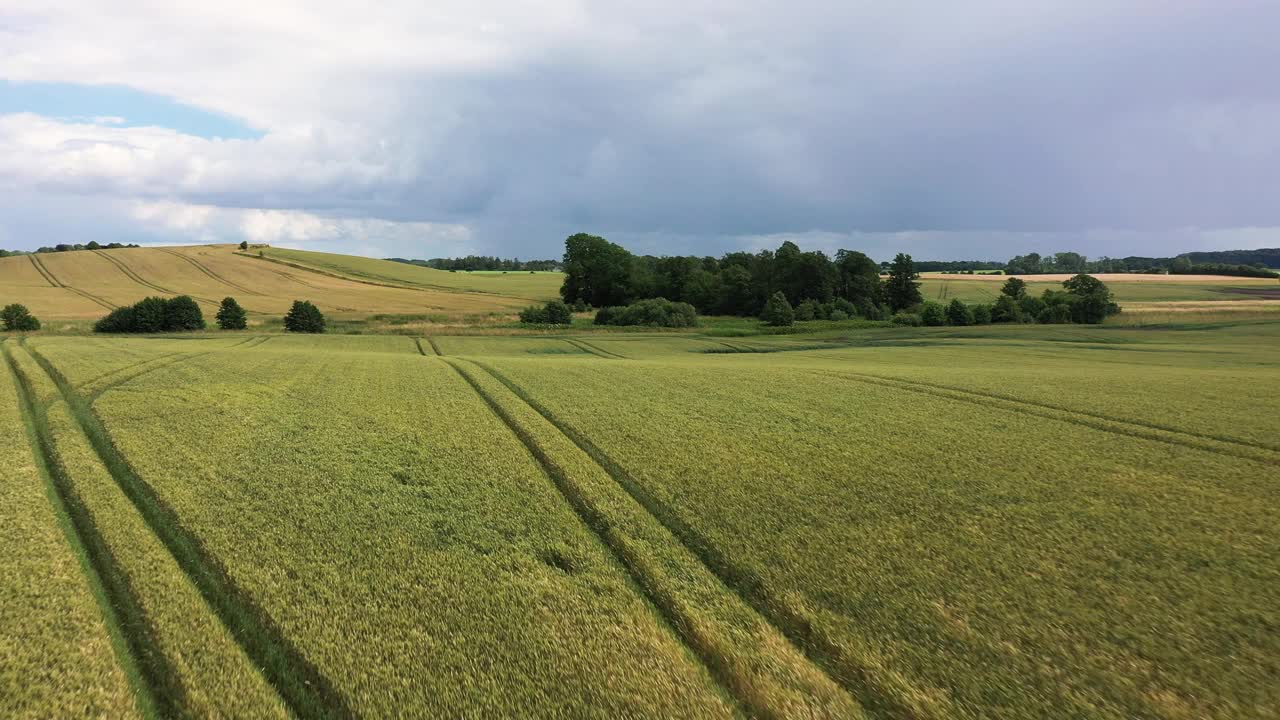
556,233,1121,326
92,296,325,333
1003,251,1277,278
559,233,891,318
388,256,561,272
0,242,141,257
883,249,1278,277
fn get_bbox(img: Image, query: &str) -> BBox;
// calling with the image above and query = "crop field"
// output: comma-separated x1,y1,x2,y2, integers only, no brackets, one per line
918,273,1280,305
0,245,552,322
1,319,1277,718
255,247,564,300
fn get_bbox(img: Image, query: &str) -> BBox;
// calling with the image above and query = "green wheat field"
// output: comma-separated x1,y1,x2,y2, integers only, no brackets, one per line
2,318,1277,719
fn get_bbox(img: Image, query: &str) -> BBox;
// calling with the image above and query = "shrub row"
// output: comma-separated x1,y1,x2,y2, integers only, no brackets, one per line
94,296,206,333
92,296,325,333
595,298,698,327
891,275,1120,327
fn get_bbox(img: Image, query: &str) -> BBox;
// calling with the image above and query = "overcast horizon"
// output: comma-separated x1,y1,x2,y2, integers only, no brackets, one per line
2,2,1278,262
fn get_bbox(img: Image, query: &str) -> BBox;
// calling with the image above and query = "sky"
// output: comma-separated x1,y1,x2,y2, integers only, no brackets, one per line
1,2,1277,262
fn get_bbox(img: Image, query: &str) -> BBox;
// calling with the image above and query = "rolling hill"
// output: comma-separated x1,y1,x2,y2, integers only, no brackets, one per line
0,245,564,321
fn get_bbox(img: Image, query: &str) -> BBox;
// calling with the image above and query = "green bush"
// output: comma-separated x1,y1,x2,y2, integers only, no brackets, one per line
991,295,1023,323
520,300,574,325
946,299,974,326
832,298,857,317
891,312,921,326
760,292,794,327
795,300,818,321
972,304,992,325
829,309,849,321
94,296,205,333
921,302,948,326
1018,295,1046,319
594,298,698,327
1,303,40,331
1038,303,1073,324
165,296,206,331
216,297,248,330
283,300,326,333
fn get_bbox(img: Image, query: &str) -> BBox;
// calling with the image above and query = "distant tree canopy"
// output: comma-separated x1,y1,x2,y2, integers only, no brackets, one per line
1001,277,1027,300
1002,250,1278,277
1,303,40,331
1,242,139,257
388,256,561,272
94,296,205,333
283,300,325,333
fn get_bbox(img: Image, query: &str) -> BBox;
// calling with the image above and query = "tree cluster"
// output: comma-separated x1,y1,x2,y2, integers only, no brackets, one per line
1,303,40,331
94,296,205,333
896,275,1119,327
594,298,698,327
559,233,895,319
283,301,326,333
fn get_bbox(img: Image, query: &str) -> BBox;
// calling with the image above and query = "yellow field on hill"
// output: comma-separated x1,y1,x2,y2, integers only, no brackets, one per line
256,247,563,300
0,245,562,321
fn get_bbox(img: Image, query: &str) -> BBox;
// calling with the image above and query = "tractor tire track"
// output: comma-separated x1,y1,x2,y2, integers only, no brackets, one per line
22,342,355,720
3,343,168,719
470,360,920,719
810,364,1280,455
425,336,444,356
92,250,180,295
89,354,205,401
446,358,867,719
155,248,265,296
565,337,628,359
28,254,58,286
414,338,434,356
90,250,226,309
79,352,187,394
812,369,1278,465
30,254,118,310
78,337,265,397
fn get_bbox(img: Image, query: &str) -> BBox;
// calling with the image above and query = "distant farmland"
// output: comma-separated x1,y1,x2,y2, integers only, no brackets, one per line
3,320,1277,718
0,245,564,321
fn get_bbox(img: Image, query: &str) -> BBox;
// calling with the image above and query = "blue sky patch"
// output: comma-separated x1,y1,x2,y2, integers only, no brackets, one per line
0,80,262,139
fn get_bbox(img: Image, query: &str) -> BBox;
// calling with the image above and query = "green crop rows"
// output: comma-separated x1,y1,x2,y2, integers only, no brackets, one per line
2,320,1277,718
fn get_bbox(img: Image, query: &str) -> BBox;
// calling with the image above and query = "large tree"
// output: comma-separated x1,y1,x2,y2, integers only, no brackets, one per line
216,297,248,330
1,303,40,331
559,233,636,308
1062,274,1119,324
835,249,882,309
883,253,923,311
